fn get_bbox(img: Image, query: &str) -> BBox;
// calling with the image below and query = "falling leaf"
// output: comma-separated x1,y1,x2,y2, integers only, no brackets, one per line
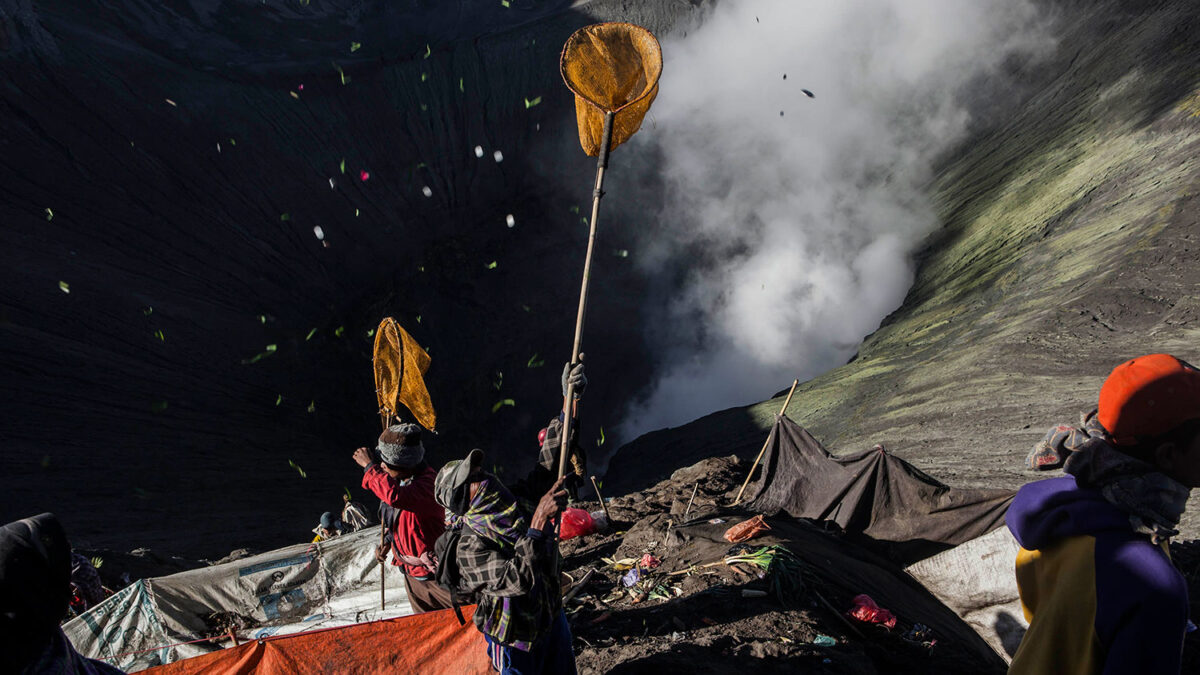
165,99,177,107
420,103,427,112
494,371,503,390
332,62,349,85
290,91,299,99
459,78,464,92
355,208,360,217
524,96,542,109
802,89,815,98
570,205,580,214
230,138,236,145
90,556,104,569
491,398,515,413
501,0,510,6
418,265,425,272
334,326,345,337
424,44,431,59
45,208,54,221
598,426,606,446
280,213,290,221
344,486,353,500
613,249,629,258
350,41,361,52
306,401,316,414
243,344,277,364
258,314,267,324
339,158,346,174
58,281,69,294
289,459,308,478
365,328,376,337
416,315,422,323
151,400,169,413
305,328,317,341
527,353,544,368
485,261,497,269
154,329,165,341
216,142,221,153
421,72,428,82
266,344,277,352
143,307,153,316
276,394,283,406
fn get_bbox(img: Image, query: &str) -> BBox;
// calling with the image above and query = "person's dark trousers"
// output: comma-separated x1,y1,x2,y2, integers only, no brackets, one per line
483,610,577,675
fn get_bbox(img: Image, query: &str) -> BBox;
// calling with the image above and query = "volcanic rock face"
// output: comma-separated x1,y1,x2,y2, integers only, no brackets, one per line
607,0,1200,535
0,0,710,556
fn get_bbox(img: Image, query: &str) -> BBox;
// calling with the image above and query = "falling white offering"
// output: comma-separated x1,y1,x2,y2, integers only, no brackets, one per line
506,214,515,228
328,177,336,189
422,186,433,198
474,145,484,158
493,150,504,163
313,226,325,240
217,142,221,153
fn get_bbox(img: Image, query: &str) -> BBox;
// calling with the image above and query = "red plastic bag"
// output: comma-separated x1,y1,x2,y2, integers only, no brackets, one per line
848,594,897,629
559,508,596,540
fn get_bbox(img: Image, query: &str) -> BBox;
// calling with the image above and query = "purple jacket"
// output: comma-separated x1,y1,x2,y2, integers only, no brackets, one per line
1006,476,1189,674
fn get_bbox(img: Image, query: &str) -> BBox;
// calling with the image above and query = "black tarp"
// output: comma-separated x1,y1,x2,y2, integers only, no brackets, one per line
747,416,1014,563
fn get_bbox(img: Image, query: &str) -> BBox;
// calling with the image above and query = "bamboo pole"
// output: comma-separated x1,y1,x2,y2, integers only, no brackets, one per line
589,475,613,525
732,379,799,505
682,482,700,521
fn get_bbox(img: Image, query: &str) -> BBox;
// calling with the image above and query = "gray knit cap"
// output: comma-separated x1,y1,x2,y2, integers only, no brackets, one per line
377,423,425,468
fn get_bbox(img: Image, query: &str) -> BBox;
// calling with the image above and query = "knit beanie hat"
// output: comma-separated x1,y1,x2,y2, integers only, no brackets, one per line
377,423,425,468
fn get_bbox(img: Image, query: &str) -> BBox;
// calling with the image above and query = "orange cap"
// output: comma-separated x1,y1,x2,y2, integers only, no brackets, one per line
1097,354,1200,445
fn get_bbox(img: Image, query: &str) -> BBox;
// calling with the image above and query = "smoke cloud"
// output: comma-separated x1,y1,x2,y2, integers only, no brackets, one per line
615,0,1054,439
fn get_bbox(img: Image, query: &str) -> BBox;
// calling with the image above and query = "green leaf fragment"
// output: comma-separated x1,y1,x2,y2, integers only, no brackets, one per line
45,208,54,221
598,426,606,446
306,401,316,414
305,328,317,341
143,307,153,316
276,394,283,405
58,280,69,294
527,353,544,368
421,72,428,82
491,398,515,413
90,556,104,569
501,0,510,6
569,205,580,214
258,314,267,324
614,249,629,258
151,400,168,413
154,329,165,341
334,326,345,337
524,96,542,109
486,261,498,269
229,138,236,146
340,158,346,174
424,44,431,59
459,78,464,92
344,486,353,501
350,41,361,52
289,459,308,478
416,315,421,323
366,328,376,337
355,209,360,217
281,213,290,221
266,344,277,352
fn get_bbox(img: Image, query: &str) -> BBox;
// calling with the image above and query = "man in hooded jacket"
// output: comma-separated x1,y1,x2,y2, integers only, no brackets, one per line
1008,353,1200,674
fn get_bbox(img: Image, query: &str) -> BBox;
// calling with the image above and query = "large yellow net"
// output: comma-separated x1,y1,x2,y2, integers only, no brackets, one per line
560,23,662,157
373,317,436,431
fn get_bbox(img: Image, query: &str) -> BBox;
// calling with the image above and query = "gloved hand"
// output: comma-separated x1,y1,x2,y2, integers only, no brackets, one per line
561,361,587,399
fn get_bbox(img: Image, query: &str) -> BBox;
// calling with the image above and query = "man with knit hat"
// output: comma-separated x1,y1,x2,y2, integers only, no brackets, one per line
352,422,452,613
1008,353,1200,674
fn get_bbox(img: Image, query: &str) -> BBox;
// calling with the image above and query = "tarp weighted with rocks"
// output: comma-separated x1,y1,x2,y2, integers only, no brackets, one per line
64,529,414,672
747,415,1015,562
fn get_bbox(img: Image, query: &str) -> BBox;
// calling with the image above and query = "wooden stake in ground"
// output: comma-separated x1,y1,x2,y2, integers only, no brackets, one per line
590,475,613,525
682,482,700,521
732,379,799,505
379,523,387,611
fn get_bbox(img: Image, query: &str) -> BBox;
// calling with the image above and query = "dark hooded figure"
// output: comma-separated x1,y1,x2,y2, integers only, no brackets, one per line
0,512,125,674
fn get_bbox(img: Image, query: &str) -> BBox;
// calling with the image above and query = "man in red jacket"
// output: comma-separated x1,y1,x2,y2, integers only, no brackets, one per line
352,423,452,613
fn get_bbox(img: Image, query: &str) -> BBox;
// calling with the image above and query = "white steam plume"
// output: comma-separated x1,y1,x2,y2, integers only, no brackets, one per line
616,0,1054,439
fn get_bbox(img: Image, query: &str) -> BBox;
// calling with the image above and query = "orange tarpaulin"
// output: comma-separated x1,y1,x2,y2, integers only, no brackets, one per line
144,606,488,675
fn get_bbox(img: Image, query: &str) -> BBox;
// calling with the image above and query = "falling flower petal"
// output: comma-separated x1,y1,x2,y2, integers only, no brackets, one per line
313,226,325,240
298,84,305,90
474,145,484,158
506,214,515,228
164,99,177,107
493,150,504,163
360,170,370,181
422,186,433,198
328,177,335,189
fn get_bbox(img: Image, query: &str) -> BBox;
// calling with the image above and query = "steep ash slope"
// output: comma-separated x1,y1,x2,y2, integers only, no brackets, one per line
608,0,1200,533
0,0,709,557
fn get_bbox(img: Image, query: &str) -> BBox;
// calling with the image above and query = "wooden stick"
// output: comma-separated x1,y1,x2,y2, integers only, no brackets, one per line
589,475,613,524
227,626,240,646
732,379,799,505
682,483,699,521
379,523,387,611
563,568,596,603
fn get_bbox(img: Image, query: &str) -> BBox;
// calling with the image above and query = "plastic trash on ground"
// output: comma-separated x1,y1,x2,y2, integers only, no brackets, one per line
559,508,595,540
723,514,770,543
848,594,897,629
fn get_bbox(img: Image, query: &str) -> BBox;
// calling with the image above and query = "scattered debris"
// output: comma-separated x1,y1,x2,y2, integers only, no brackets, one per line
288,460,307,479
724,515,770,543
491,398,515,413
58,281,69,294
524,96,542,109
813,634,837,647
848,594,897,629
485,261,497,269
350,41,361,52
305,328,317,341
621,568,641,587
45,208,54,221
313,226,325,241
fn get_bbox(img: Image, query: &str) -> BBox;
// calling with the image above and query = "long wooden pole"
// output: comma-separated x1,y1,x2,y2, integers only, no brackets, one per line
559,111,615,479
732,379,799,505
589,475,613,524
